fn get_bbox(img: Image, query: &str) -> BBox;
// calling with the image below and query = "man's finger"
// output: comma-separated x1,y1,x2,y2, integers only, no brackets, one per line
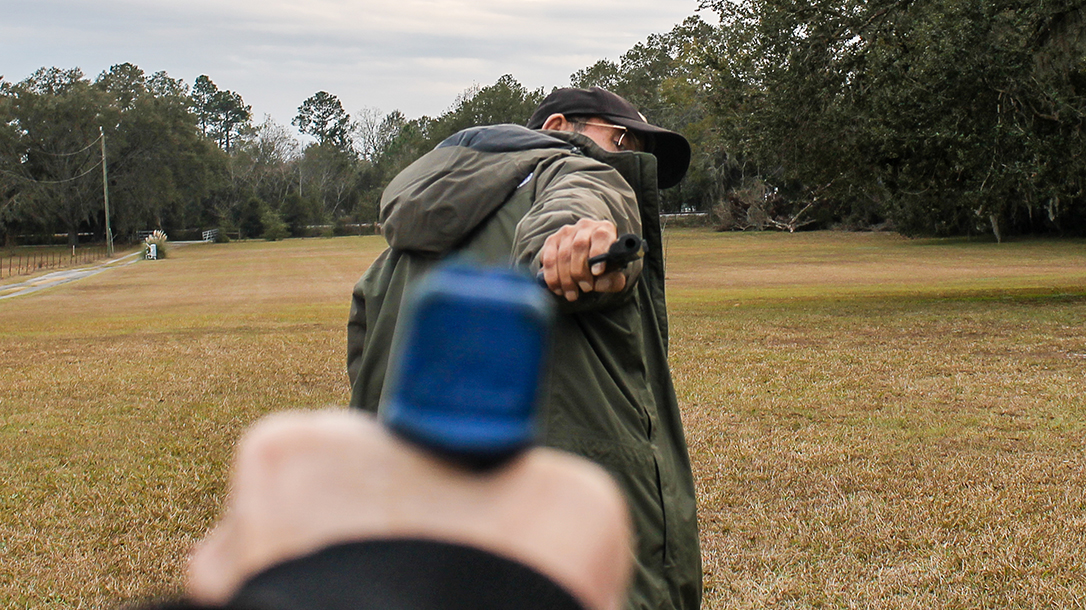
553,229,578,302
540,235,561,296
570,228,594,293
587,224,618,278
592,270,626,293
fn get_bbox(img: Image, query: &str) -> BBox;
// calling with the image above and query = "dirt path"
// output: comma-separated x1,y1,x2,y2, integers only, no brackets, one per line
0,242,200,300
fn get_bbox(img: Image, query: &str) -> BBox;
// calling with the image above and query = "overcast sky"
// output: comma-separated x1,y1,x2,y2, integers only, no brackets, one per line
3,0,702,132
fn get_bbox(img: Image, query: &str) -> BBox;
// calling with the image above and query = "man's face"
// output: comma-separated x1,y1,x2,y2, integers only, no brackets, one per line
540,113,644,153
573,117,644,153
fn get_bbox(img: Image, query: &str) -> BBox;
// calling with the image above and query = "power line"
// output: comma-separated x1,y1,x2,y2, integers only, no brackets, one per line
0,159,104,184
26,133,104,158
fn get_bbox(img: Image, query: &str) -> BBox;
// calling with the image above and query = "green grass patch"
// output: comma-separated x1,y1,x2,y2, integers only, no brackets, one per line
1,230,1084,608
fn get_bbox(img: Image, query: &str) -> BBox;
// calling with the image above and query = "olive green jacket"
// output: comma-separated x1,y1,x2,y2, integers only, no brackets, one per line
347,125,701,610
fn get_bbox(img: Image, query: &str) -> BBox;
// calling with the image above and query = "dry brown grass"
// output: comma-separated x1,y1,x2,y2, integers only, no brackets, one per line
0,237,385,608
1,230,1084,608
663,230,1086,303
666,231,1086,609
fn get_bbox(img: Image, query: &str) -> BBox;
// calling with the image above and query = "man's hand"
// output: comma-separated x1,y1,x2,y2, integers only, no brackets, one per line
540,219,628,302
187,410,632,610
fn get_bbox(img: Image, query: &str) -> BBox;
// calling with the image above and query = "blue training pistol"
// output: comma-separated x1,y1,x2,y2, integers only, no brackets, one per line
380,262,555,468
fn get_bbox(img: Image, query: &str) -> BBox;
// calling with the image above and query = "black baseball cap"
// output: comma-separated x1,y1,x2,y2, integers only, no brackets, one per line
527,87,691,189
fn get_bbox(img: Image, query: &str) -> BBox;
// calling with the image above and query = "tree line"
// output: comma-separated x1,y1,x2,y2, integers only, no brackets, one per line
0,65,547,246
2,0,1084,246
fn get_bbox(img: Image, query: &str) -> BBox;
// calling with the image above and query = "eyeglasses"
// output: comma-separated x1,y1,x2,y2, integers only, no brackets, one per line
578,121,642,152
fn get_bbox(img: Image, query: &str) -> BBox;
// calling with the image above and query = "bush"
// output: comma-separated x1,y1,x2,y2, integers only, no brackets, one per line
142,230,168,259
261,208,289,241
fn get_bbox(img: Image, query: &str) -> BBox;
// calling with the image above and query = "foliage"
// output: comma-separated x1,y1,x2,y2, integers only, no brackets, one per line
697,0,1086,237
192,75,252,153
351,107,407,162
0,65,229,246
427,75,545,140
1,68,111,245
293,91,352,151
223,116,302,230
99,65,226,239
279,192,322,236
298,142,359,221
572,17,722,214
236,196,265,239
260,206,289,241
141,228,168,259
7,11,1086,242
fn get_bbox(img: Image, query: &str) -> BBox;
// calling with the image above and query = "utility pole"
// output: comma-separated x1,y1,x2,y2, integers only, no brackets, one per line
100,126,114,257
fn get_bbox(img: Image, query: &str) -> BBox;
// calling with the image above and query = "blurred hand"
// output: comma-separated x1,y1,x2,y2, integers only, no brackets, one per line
187,410,632,610
540,218,627,302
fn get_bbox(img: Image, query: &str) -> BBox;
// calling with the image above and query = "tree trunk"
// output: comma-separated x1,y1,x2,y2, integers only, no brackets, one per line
990,214,1002,243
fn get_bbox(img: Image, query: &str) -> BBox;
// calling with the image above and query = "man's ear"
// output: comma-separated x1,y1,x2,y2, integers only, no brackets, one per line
540,113,571,131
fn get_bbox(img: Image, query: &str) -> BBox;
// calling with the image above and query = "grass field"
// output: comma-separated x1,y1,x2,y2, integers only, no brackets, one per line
1,230,1084,609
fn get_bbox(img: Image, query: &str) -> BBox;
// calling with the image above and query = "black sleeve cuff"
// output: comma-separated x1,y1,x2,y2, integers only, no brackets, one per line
228,539,587,610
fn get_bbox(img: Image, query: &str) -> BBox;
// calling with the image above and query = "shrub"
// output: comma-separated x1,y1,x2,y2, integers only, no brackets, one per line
261,208,289,241
142,230,168,260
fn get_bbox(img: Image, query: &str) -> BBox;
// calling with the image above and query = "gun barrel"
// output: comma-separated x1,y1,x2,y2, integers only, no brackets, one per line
587,233,646,274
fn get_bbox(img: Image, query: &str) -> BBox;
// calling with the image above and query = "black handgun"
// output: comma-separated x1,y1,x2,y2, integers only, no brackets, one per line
535,233,647,286
587,233,647,274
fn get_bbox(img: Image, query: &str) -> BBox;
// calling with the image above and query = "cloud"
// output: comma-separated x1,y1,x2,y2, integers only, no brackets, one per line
3,0,700,125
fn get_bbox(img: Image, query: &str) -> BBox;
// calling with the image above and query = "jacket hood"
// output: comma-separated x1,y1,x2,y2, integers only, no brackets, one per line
380,125,576,254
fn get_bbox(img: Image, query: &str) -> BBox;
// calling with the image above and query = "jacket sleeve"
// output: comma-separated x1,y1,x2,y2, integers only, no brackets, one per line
347,249,395,412
346,286,367,400
511,154,643,311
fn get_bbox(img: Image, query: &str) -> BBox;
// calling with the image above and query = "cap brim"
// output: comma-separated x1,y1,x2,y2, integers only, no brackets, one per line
608,117,691,189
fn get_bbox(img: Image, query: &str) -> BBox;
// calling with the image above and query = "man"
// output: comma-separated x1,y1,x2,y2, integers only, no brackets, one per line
347,87,701,610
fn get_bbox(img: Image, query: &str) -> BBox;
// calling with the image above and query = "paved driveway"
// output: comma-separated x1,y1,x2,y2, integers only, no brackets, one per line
0,251,146,300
